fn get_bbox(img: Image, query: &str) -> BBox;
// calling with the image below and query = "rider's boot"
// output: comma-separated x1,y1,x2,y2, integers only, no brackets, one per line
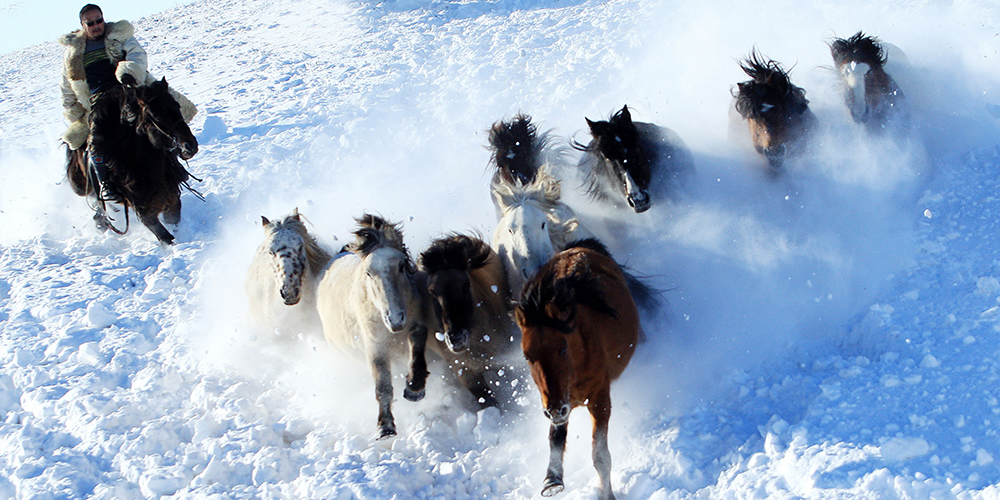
89,154,123,203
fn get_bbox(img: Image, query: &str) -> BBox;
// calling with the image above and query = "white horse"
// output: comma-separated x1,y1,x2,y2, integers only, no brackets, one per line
245,209,332,337
492,168,586,296
315,214,432,439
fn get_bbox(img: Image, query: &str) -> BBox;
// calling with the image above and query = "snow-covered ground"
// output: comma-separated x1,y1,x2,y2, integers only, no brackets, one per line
3,0,1000,498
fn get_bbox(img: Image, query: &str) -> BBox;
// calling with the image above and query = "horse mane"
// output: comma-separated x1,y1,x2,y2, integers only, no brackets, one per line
344,214,409,258
518,247,618,334
491,167,563,212
830,31,886,69
488,113,550,185
562,238,612,258
267,212,333,274
419,233,493,274
734,50,810,120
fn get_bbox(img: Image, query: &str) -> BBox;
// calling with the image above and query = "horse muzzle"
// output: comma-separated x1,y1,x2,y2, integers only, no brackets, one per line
444,329,470,353
544,403,571,425
279,287,301,306
626,191,650,213
384,311,407,333
179,142,198,160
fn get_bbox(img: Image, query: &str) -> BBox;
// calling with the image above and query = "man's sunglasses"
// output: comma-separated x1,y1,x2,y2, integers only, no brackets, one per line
85,18,104,27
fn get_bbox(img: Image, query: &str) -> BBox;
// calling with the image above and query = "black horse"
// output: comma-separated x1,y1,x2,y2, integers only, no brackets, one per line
66,77,199,244
574,105,694,213
487,113,552,186
733,51,817,170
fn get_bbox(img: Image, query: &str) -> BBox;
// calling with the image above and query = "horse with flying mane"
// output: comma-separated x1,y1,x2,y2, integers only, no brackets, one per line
315,214,432,439
245,209,332,337
732,50,817,171
574,105,694,213
515,237,640,500
829,31,908,134
419,233,518,408
66,77,199,244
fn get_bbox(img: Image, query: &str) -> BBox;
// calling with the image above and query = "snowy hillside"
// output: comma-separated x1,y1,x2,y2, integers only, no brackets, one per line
3,0,1000,498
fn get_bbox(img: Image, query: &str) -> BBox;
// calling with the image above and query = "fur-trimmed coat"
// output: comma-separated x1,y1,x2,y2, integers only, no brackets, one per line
58,20,197,149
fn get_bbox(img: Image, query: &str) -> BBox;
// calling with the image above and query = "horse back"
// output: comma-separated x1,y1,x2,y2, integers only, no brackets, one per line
557,249,639,386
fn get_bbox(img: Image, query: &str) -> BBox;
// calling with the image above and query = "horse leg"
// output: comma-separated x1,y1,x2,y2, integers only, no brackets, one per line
589,389,615,500
370,352,396,439
458,368,498,409
136,207,175,245
542,421,568,497
403,323,429,402
162,195,181,226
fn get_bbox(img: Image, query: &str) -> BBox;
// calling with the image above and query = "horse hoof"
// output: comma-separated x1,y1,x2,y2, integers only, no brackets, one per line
377,425,397,440
541,478,564,497
403,386,425,402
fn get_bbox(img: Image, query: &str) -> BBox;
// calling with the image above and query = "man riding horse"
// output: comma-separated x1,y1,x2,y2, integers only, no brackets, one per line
59,3,197,206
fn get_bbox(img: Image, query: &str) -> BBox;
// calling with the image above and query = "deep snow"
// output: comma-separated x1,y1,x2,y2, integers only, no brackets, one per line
3,0,1000,498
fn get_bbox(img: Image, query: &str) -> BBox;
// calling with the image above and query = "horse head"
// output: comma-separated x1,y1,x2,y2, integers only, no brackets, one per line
346,215,416,333
734,51,813,168
260,209,330,306
488,113,548,186
829,32,906,131
419,234,494,353
581,105,653,212
136,77,198,160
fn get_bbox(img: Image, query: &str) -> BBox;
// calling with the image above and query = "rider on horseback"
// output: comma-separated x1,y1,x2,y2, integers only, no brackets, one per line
59,4,197,206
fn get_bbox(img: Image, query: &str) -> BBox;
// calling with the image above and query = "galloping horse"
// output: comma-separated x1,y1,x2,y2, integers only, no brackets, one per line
515,238,640,500
245,209,332,336
574,105,694,213
315,215,431,439
489,114,587,294
733,50,817,170
66,77,199,244
492,170,583,296
830,31,908,134
418,233,517,407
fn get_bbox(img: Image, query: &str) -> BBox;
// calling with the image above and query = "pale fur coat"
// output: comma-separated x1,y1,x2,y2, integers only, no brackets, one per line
58,20,198,149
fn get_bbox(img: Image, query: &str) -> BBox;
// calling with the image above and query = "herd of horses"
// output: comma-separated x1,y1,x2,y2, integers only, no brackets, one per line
65,32,908,500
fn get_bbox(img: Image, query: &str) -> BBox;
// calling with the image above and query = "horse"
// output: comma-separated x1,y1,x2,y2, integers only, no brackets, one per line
515,238,640,500
245,209,332,337
418,233,518,407
487,113,554,187
492,169,584,296
315,214,432,439
733,50,817,171
574,105,694,213
66,77,199,244
829,31,908,134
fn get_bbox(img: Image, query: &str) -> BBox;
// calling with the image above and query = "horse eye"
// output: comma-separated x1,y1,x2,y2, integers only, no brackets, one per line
541,221,546,230
559,343,567,357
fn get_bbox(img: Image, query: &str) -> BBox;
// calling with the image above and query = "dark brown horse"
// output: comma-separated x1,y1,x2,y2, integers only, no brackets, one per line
419,233,517,408
66,77,199,244
733,50,817,170
515,238,640,500
830,31,908,134
487,113,552,187
574,105,694,213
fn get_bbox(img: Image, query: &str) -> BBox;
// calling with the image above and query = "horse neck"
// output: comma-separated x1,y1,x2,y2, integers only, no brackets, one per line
469,255,510,316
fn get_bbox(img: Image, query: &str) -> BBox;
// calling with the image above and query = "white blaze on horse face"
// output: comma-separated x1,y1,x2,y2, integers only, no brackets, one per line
842,61,870,119
364,247,411,333
269,230,306,305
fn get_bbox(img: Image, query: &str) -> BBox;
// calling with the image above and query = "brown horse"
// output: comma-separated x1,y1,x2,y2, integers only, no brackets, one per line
733,50,817,171
418,233,517,407
515,238,640,500
829,31,908,134
66,77,199,244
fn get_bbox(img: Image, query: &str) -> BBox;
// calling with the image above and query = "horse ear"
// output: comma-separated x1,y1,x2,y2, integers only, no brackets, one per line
513,306,527,328
544,302,573,326
586,118,608,136
291,208,300,220
261,216,270,227
620,105,631,120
